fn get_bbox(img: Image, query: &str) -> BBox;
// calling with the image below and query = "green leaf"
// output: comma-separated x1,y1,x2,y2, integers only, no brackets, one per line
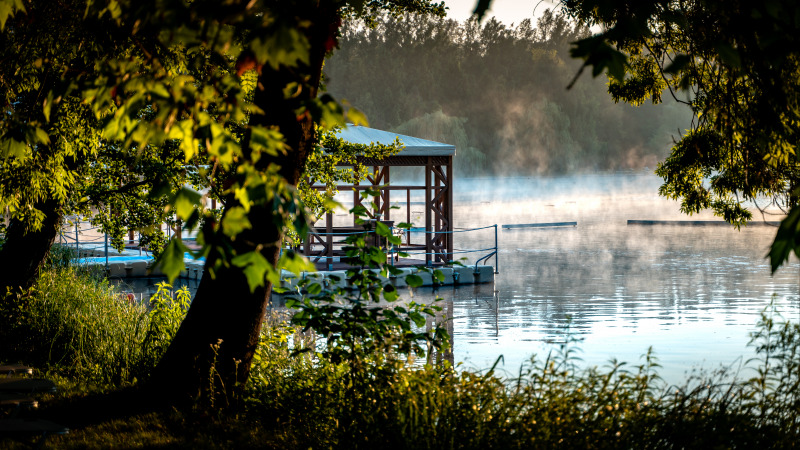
232,250,270,292
251,25,310,70
375,220,391,237
383,283,398,302
0,137,27,159
278,250,315,275
408,311,426,328
345,107,369,126
174,187,201,221
167,120,198,161
154,238,188,283
43,91,54,122
350,204,369,218
302,94,345,130
0,0,24,31
405,274,423,288
222,206,252,238
307,282,322,295
433,269,445,282
769,205,800,273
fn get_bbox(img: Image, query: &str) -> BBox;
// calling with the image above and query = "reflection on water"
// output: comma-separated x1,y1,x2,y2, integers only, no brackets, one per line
117,172,800,385
407,173,800,384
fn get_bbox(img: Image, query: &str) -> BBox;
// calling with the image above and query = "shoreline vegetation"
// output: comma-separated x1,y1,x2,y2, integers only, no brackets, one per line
2,246,799,449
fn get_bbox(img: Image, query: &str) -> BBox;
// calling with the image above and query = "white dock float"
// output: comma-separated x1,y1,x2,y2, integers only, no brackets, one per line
274,265,494,295
502,222,577,229
69,243,495,289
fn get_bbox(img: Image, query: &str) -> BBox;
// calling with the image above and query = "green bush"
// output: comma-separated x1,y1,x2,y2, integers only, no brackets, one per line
0,266,189,386
244,306,800,449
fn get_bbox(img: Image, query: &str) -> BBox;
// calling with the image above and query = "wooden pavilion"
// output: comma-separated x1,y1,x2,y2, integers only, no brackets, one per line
303,125,455,270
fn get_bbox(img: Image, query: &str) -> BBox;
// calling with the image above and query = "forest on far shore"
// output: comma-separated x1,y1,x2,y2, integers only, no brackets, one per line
324,10,692,176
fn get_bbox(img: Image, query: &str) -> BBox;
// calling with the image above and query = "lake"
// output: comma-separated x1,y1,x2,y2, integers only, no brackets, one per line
114,172,800,385
404,172,800,384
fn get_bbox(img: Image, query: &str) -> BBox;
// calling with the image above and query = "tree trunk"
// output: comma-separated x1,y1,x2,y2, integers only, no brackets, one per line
0,198,63,295
149,4,336,406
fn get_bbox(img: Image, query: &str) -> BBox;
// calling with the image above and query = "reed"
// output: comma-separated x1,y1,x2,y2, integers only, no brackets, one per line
0,266,188,386
6,246,800,449
245,306,800,449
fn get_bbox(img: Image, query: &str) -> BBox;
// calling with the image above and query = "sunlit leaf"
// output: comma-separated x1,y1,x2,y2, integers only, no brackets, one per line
345,106,369,126
167,120,199,161
154,238,188,283
174,187,202,221
0,137,27,159
222,206,252,238
232,250,270,292
278,250,315,275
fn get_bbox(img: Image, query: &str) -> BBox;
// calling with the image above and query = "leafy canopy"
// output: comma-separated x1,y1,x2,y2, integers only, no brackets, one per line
0,0,446,291
560,0,800,271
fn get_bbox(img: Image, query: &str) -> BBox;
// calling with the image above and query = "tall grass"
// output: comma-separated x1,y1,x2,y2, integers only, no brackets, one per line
246,305,800,449
0,264,188,386
5,244,800,448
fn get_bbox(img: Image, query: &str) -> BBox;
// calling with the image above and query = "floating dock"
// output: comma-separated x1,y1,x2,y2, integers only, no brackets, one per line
502,222,577,229
70,243,495,290
627,220,781,226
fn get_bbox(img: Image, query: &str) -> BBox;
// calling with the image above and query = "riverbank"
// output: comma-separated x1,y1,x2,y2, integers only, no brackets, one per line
2,265,799,449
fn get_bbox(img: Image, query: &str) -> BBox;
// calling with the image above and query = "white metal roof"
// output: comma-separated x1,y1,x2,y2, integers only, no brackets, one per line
335,125,456,156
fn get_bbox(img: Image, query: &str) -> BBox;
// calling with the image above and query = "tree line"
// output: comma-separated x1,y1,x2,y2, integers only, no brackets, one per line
324,10,692,177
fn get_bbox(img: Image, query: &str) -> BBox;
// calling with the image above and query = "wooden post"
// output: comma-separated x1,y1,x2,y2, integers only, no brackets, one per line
326,211,333,271
406,188,411,245
353,179,360,226
425,157,432,267
383,166,390,221
446,156,454,262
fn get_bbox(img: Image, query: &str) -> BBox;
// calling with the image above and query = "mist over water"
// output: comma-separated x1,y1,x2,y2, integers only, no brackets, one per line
406,172,799,384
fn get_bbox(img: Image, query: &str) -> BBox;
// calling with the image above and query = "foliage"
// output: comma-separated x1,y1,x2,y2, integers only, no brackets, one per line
0,0,195,258
0,0,448,401
0,266,149,385
324,10,691,176
5,260,800,448
43,243,75,270
138,282,192,379
558,0,800,270
298,127,402,220
0,264,189,386
286,191,449,366
240,304,800,449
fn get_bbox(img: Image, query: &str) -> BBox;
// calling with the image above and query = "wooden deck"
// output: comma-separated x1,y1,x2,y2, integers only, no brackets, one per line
311,257,442,271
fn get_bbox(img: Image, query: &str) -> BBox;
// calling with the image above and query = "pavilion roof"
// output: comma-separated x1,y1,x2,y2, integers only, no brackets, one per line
335,125,456,156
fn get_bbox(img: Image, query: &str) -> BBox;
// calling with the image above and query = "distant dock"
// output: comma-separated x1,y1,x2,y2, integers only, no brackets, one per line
627,220,781,226
502,222,577,229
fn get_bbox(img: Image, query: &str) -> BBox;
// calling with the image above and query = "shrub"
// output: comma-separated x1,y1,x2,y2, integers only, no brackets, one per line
0,266,189,386
245,306,800,449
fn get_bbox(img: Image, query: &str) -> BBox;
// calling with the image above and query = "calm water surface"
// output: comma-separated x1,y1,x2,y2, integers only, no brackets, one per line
406,173,800,384
117,173,800,385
